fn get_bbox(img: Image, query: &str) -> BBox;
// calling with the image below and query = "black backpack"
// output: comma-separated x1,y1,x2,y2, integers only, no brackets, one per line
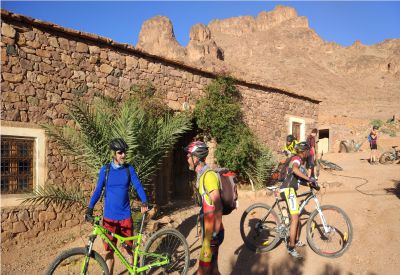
278,157,292,182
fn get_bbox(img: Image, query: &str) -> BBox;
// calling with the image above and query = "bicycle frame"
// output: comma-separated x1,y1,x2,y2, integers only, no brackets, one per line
265,187,331,236
84,214,169,274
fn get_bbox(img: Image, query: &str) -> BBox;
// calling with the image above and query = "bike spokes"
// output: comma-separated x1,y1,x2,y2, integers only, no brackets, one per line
307,206,352,257
240,204,280,252
142,229,189,275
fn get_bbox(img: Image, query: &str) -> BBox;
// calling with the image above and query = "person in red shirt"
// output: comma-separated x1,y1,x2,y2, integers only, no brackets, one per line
306,128,318,178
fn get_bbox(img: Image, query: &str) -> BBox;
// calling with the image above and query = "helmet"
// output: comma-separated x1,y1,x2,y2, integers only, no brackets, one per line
109,138,128,152
184,141,209,160
295,142,310,152
373,125,379,130
286,134,296,143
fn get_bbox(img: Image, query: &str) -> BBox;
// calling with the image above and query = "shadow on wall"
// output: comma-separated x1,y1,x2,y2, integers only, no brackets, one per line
384,180,400,199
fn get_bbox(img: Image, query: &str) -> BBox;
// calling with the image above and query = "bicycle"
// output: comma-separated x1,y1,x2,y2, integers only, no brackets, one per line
45,208,190,275
240,183,353,258
379,145,400,164
317,152,343,171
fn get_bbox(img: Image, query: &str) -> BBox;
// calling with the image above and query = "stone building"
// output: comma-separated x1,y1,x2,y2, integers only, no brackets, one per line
1,9,319,240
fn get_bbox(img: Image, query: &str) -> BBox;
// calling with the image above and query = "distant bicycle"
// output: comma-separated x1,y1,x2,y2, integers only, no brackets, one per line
240,183,353,258
379,146,400,164
315,153,343,177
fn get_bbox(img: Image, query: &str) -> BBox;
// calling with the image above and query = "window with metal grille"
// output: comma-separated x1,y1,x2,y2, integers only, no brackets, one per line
1,137,34,194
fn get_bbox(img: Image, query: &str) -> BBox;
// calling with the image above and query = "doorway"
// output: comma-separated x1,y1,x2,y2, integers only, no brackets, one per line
318,129,329,154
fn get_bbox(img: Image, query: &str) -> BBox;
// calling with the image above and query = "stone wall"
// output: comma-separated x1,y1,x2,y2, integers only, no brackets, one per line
1,204,83,243
0,9,319,241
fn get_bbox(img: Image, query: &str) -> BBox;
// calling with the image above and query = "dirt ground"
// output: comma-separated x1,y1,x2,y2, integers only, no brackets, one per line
1,141,400,275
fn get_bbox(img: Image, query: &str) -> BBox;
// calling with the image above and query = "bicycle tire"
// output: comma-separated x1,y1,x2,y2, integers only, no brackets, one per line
140,228,189,275
379,152,395,164
306,205,353,258
45,247,109,275
240,203,281,253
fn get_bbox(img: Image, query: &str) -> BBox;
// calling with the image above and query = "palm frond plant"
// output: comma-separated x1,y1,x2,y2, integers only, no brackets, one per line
244,146,276,190
21,91,192,208
21,185,87,209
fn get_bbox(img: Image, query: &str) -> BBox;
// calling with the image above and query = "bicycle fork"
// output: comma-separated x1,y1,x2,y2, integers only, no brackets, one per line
313,198,331,235
81,235,96,274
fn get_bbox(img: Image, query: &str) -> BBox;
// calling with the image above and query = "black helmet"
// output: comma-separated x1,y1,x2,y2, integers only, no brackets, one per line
372,125,379,130
287,134,296,143
184,141,209,160
295,141,310,152
109,138,128,152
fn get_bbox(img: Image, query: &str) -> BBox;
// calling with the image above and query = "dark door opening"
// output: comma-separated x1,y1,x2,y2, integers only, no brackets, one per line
170,127,198,201
153,121,198,205
319,129,329,139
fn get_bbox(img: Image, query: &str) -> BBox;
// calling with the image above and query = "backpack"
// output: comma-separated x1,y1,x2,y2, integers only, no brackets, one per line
278,157,292,182
202,168,238,215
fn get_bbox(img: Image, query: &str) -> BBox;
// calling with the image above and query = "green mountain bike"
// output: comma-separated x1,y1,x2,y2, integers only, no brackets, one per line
45,208,190,274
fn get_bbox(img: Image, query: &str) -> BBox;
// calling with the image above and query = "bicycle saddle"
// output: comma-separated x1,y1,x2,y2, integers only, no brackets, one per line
267,186,279,191
392,146,398,149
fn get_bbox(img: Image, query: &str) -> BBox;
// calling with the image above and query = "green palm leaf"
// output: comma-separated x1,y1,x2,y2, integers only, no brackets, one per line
20,185,87,209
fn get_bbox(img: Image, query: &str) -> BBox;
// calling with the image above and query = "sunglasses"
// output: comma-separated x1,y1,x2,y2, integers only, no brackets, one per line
116,151,126,155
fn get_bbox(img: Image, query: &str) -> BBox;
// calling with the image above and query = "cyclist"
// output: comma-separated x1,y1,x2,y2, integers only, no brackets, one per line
283,134,299,157
280,141,318,259
85,138,148,274
185,141,224,275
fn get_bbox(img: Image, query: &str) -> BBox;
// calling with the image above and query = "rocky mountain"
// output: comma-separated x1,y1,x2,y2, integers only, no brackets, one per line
136,5,400,122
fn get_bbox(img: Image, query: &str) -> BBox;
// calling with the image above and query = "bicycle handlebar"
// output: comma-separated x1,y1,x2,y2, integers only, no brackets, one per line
86,205,153,225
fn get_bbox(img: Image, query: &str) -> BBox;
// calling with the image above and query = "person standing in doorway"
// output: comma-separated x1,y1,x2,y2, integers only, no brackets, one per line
306,128,318,178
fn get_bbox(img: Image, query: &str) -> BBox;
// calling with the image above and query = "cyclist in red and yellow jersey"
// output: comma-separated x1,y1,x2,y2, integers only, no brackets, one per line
185,141,224,275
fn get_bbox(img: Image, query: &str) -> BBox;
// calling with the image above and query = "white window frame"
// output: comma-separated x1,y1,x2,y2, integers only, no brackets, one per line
1,125,47,207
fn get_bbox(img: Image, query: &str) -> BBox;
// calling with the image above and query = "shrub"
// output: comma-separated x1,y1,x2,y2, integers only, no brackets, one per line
194,77,276,180
370,119,383,128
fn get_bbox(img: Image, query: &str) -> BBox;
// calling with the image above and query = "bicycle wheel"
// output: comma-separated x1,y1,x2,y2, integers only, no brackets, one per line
379,152,395,164
140,228,189,275
306,205,353,258
320,159,343,171
46,247,109,275
240,203,281,252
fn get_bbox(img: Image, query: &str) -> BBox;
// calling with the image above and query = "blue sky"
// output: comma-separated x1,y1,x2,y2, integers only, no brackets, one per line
1,1,400,47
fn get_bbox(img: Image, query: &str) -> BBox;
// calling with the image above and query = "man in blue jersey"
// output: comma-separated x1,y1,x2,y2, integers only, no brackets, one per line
85,138,148,274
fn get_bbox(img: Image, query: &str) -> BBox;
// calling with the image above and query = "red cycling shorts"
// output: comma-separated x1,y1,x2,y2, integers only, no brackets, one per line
102,217,133,252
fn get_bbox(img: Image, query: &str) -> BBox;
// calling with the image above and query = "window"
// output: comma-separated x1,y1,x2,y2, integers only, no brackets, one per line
287,117,305,141
1,137,34,193
1,124,46,207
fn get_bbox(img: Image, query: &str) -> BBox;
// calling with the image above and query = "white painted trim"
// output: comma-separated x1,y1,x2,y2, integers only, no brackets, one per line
1,125,47,207
288,116,306,141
